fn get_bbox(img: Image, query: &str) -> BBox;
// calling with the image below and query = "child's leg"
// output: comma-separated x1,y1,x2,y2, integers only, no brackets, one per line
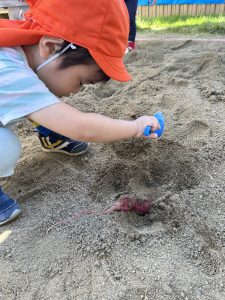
33,123,89,156
124,0,138,42
0,128,21,225
0,128,21,177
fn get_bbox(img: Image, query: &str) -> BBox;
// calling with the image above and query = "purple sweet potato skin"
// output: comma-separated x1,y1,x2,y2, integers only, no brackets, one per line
50,195,152,230
109,196,152,216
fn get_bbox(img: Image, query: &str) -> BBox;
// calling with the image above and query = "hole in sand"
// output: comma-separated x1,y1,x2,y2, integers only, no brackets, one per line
89,139,204,202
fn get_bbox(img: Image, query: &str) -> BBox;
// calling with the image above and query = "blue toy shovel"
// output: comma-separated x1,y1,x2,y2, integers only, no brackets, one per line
144,112,165,137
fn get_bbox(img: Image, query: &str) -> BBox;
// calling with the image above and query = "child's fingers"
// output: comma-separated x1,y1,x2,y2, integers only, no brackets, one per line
144,132,158,139
149,132,158,139
144,118,160,137
151,117,161,131
143,118,160,138
135,115,161,138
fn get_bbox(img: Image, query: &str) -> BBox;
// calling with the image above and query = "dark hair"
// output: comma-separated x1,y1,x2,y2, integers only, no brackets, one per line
57,41,110,82
57,41,95,69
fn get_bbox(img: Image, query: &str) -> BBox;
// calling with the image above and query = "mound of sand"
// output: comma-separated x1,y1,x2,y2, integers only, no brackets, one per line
1,34,225,300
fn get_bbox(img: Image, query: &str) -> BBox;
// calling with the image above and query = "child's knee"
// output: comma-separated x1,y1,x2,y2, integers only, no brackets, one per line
0,128,21,177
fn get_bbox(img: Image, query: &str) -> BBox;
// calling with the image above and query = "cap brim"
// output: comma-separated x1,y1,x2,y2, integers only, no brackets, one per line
89,50,132,82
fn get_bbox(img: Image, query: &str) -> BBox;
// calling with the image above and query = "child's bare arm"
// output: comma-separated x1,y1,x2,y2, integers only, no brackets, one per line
28,103,159,142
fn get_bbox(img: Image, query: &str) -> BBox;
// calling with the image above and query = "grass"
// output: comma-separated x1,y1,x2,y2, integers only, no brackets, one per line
0,7,224,34
137,14,225,34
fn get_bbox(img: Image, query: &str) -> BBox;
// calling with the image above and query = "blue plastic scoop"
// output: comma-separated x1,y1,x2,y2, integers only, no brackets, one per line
144,112,165,137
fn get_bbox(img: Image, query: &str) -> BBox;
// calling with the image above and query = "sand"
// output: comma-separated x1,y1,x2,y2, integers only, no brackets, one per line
0,34,225,300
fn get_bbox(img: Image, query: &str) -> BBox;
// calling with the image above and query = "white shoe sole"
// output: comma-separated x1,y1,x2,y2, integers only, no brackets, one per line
0,209,21,226
40,144,89,157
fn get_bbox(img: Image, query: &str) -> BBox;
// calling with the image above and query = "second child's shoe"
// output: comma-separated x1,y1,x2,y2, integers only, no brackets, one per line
0,187,21,226
125,41,136,54
34,124,89,156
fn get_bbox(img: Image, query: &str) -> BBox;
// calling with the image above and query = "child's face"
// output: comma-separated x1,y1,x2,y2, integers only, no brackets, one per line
23,38,109,98
38,61,107,97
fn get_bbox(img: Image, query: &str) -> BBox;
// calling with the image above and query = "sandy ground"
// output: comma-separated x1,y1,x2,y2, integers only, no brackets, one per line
0,34,225,300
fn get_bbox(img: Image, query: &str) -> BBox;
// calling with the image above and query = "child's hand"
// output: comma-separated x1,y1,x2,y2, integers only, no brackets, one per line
134,116,160,138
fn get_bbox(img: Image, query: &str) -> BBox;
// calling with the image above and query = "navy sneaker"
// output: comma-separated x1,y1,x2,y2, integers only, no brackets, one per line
34,124,89,156
0,187,21,226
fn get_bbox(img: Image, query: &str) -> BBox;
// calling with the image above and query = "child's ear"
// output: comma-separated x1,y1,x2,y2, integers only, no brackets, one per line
39,36,64,59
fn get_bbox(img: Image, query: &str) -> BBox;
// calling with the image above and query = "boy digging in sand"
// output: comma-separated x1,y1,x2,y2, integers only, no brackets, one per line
0,0,160,225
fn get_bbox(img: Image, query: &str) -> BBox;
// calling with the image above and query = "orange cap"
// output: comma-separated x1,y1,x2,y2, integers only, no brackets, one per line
0,0,132,82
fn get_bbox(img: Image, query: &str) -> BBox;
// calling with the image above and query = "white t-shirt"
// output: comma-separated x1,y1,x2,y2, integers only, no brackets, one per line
0,46,60,127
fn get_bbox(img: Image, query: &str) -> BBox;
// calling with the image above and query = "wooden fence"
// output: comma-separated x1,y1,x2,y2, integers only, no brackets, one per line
137,4,225,17
1,2,225,18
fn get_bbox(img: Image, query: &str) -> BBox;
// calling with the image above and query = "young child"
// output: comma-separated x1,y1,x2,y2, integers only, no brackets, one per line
0,0,160,225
